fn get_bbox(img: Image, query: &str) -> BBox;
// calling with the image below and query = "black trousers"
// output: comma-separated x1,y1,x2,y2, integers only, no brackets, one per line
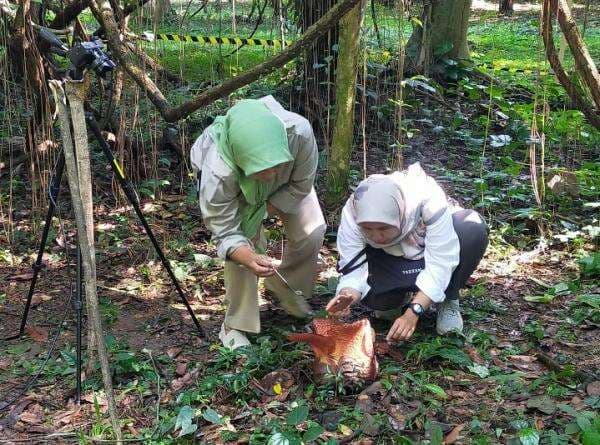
362,209,488,311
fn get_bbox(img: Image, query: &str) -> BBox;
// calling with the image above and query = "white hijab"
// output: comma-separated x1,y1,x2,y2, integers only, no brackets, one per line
351,167,430,258
352,175,406,250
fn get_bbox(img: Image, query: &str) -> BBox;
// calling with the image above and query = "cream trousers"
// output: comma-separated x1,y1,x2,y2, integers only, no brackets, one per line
223,189,326,333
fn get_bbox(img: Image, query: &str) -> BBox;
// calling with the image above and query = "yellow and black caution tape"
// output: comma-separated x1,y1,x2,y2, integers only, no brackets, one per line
141,31,292,47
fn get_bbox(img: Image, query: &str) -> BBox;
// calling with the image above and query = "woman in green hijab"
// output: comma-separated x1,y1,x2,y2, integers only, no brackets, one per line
191,97,326,349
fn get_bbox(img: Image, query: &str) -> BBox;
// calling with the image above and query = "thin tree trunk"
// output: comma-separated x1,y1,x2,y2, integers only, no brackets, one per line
541,0,600,129
49,79,123,443
326,1,365,204
499,0,513,15
556,0,600,110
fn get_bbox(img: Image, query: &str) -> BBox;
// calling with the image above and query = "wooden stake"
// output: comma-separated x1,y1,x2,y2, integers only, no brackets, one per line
49,79,123,443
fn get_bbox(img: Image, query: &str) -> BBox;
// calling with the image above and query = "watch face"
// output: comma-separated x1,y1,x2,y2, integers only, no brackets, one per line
411,303,424,315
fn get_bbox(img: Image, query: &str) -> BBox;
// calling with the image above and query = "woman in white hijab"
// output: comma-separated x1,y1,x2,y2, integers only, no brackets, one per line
326,163,488,342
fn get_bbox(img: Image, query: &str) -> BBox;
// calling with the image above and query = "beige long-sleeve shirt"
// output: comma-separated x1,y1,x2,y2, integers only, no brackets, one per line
190,96,319,259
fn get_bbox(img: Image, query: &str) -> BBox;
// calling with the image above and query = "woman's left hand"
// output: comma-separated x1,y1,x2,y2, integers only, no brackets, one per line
386,311,419,342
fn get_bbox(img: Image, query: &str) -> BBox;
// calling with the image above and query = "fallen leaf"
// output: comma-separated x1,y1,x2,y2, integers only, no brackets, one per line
465,346,484,364
166,347,182,359
81,392,108,413
126,424,139,437
0,398,34,429
19,403,44,425
0,358,11,370
586,381,600,396
9,271,34,281
446,390,469,399
535,418,545,430
360,413,380,436
171,368,199,391
175,362,187,377
444,423,466,444
507,355,543,374
30,293,53,307
53,404,82,427
508,355,536,363
257,370,294,402
526,395,556,415
25,326,48,342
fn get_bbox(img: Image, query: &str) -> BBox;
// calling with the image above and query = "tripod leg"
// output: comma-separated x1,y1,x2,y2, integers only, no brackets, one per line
85,114,205,337
4,153,66,341
75,240,83,404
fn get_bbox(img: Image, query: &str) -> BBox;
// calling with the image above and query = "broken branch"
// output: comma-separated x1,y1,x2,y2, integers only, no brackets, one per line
90,0,363,122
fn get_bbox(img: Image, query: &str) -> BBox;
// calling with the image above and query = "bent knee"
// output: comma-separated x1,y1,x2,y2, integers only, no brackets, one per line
453,210,488,248
307,222,327,244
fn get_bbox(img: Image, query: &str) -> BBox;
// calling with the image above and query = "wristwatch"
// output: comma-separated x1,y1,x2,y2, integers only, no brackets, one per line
404,302,425,317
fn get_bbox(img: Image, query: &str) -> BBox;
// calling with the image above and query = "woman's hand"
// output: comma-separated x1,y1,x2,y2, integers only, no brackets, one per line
386,310,419,342
230,246,277,277
247,254,278,277
326,288,361,317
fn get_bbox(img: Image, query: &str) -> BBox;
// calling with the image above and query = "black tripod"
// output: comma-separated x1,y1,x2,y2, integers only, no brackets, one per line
3,113,204,403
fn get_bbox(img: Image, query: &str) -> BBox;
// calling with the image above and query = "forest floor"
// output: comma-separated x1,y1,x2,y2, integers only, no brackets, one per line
1,116,598,444
1,2,600,444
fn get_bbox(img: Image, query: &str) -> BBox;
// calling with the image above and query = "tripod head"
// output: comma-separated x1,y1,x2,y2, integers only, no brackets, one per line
37,26,116,80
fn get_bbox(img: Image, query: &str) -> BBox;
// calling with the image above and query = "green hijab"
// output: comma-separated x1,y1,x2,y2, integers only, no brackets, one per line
210,99,292,239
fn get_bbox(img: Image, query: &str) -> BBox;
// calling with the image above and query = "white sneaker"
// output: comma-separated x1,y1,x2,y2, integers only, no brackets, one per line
436,299,463,335
218,323,250,350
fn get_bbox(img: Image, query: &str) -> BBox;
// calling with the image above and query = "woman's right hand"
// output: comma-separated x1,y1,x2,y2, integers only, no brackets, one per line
326,288,361,317
229,246,277,277
246,253,277,277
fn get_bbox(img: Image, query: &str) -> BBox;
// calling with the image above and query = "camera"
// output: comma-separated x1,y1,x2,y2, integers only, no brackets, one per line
37,27,116,79
68,38,116,79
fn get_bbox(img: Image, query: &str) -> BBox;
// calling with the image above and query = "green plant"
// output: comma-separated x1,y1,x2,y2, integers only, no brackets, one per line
525,281,573,304
523,320,545,342
579,252,600,279
99,297,120,326
405,335,472,367
559,405,600,444
266,402,325,444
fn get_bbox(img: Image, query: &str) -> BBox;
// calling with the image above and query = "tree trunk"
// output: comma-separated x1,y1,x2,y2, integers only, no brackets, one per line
407,0,472,74
326,1,365,205
556,0,600,110
541,0,600,129
499,0,513,15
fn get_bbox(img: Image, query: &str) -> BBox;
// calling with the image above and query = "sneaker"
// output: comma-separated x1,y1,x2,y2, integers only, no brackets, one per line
218,323,250,350
436,299,463,335
264,280,313,319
